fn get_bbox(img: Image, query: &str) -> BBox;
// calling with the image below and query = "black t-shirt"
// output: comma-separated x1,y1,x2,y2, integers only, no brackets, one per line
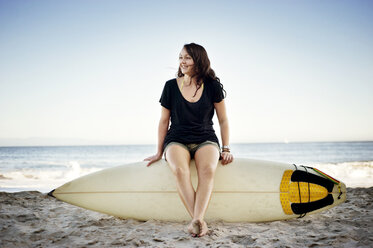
159,78,225,150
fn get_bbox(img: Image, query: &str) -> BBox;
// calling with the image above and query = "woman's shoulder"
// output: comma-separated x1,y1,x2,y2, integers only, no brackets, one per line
163,78,177,88
165,78,177,84
205,78,222,89
205,77,225,102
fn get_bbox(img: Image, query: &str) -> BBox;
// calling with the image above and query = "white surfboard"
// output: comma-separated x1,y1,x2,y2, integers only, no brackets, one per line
50,158,346,222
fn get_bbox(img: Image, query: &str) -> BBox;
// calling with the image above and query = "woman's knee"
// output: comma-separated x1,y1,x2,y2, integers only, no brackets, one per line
198,164,216,179
174,166,190,179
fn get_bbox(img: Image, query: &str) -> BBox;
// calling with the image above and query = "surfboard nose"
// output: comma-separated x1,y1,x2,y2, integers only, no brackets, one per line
47,189,56,198
333,181,347,204
280,166,347,217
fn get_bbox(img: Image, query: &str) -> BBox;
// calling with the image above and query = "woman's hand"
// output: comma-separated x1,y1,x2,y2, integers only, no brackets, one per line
144,153,163,167
221,152,233,165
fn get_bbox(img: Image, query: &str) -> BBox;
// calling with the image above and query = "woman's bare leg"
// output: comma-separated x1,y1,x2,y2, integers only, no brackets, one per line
165,144,195,219
193,145,220,236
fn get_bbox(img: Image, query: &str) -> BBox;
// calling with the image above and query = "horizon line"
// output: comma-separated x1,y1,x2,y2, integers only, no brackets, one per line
0,140,372,148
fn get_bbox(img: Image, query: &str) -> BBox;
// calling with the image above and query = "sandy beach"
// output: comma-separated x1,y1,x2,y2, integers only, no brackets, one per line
0,187,371,247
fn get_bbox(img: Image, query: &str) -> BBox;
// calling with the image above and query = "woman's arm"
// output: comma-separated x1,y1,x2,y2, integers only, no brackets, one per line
214,99,234,165
156,107,170,155
144,106,170,166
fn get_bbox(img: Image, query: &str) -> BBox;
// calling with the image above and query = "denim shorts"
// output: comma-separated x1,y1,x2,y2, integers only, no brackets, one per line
164,141,220,160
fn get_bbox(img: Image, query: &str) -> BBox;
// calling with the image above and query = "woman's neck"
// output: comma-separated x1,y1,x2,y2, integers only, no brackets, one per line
183,74,197,86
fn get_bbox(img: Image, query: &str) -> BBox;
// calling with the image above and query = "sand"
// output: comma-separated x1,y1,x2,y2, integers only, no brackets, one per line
0,187,372,248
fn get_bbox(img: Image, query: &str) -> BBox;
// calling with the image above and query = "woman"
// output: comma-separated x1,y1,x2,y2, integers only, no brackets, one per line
145,43,233,237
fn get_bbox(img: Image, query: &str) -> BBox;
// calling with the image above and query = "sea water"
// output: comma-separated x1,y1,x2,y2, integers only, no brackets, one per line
0,142,372,192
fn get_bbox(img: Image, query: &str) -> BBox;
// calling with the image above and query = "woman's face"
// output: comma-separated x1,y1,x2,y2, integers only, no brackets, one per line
179,48,194,76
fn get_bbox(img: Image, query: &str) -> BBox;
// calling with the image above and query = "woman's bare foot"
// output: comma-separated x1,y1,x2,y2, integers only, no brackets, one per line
189,219,209,237
198,220,209,237
188,220,200,237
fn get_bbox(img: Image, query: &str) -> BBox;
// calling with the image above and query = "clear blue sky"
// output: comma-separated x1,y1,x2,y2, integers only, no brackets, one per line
0,0,372,146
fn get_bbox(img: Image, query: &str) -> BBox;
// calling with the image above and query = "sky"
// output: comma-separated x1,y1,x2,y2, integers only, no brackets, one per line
0,0,372,146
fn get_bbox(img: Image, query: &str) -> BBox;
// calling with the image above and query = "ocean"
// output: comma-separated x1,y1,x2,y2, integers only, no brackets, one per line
0,142,372,192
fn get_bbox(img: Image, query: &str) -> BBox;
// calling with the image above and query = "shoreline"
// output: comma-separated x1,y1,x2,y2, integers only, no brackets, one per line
0,187,372,247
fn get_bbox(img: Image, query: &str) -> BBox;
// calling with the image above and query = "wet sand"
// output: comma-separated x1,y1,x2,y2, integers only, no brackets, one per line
0,187,372,247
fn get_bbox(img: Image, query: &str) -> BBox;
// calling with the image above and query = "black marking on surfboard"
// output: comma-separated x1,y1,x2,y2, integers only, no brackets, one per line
291,194,334,214
291,170,334,192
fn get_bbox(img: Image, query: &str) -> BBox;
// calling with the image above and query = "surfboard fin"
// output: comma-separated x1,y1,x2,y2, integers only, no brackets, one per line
47,189,55,198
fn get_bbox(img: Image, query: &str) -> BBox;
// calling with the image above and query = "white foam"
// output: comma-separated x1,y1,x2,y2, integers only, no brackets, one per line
0,161,102,193
309,161,373,188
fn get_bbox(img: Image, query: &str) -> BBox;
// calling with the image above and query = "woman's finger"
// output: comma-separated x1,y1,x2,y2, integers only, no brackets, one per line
221,154,225,164
222,152,230,165
146,155,162,167
220,153,226,165
146,158,155,167
221,153,233,165
228,154,233,164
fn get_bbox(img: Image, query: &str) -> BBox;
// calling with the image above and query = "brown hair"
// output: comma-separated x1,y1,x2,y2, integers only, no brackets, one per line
177,43,226,97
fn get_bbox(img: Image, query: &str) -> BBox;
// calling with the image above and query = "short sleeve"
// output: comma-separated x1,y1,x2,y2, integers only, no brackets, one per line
159,81,172,109
212,81,225,103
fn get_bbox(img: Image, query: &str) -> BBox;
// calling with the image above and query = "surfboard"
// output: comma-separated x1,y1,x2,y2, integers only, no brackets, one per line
49,158,346,222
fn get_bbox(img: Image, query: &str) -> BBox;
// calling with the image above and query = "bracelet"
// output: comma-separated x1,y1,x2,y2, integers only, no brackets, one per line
222,146,230,153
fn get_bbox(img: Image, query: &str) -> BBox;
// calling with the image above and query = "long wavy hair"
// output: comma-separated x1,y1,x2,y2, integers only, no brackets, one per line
177,43,226,98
